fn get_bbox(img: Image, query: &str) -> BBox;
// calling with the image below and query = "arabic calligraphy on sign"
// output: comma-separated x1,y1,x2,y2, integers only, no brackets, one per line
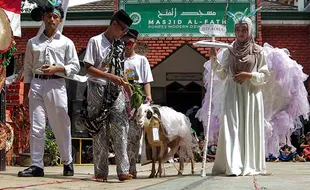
158,8,177,18
158,8,217,18
180,10,216,16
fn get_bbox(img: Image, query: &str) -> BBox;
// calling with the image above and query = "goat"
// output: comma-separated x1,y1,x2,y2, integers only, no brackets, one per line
144,113,168,177
136,104,195,177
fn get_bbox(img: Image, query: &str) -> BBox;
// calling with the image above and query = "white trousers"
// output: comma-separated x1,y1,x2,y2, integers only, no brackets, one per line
29,78,72,169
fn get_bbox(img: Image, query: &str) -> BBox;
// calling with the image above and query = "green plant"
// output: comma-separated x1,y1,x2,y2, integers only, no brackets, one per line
130,84,146,109
11,105,60,166
0,41,17,67
44,127,59,166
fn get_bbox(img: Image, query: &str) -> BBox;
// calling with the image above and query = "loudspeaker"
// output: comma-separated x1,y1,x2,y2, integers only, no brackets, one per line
67,80,87,101
82,144,93,163
66,63,87,101
69,100,90,138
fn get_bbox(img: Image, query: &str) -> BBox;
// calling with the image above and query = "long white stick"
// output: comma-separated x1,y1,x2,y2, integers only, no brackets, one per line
201,36,215,177
58,0,69,33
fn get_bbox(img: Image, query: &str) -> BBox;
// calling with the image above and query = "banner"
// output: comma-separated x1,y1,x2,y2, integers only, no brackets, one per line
0,0,22,37
119,0,257,37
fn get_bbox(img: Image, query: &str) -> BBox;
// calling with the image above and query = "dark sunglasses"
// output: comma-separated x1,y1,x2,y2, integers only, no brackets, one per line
115,20,129,33
124,41,135,47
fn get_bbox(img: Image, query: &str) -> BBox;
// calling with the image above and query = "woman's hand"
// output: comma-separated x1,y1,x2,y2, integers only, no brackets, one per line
233,72,252,84
210,47,217,57
209,48,219,70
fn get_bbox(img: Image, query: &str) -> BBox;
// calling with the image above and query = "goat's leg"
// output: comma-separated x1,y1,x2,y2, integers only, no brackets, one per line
190,152,195,174
155,157,162,178
155,144,165,178
178,148,185,176
148,146,157,178
149,159,156,178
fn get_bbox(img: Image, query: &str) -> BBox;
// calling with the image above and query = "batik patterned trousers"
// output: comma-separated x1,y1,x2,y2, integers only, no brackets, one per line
127,120,143,175
87,81,130,178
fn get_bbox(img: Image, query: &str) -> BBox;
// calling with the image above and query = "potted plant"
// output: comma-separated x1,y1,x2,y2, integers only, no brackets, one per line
11,105,60,166
44,126,59,166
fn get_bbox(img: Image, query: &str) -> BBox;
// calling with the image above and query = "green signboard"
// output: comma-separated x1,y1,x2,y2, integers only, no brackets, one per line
119,0,257,37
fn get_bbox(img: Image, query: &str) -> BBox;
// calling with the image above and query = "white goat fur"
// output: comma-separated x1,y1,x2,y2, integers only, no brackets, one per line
136,103,195,177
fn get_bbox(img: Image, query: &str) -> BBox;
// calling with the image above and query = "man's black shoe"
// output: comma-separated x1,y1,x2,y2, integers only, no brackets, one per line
18,166,44,177
63,162,74,176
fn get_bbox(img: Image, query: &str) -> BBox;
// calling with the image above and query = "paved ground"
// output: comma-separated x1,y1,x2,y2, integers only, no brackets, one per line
0,162,309,190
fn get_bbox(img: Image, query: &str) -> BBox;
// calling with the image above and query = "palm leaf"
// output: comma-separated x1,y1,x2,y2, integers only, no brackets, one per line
243,8,248,16
247,6,262,18
227,11,238,23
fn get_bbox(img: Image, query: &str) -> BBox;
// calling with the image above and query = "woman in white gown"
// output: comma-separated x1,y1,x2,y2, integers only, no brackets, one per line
210,12,270,176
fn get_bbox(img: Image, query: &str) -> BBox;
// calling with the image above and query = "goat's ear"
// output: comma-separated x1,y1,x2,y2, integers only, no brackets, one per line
146,110,153,119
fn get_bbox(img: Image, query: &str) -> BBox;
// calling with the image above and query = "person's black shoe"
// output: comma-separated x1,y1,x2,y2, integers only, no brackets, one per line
18,166,44,177
63,162,74,176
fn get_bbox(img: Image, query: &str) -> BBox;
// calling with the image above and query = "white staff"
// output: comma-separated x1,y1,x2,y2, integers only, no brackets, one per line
193,24,231,177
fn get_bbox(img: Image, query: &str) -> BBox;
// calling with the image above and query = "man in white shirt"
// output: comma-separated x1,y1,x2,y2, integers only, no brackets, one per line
83,9,133,182
18,3,80,177
122,29,154,178
123,29,153,102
